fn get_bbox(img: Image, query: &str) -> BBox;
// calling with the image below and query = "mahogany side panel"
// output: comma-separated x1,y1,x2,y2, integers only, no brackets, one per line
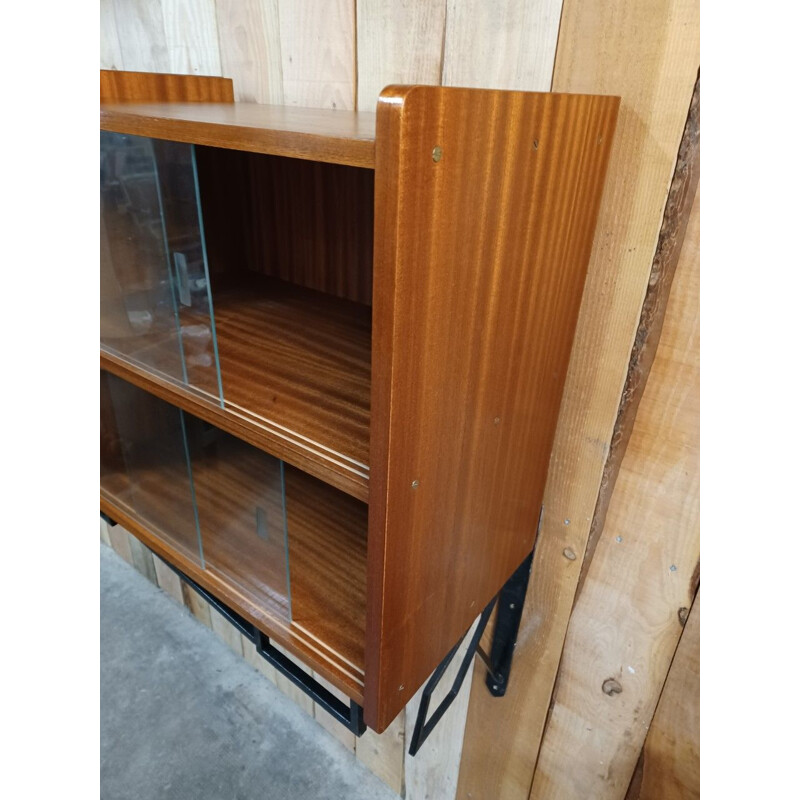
366,86,619,731
100,69,234,103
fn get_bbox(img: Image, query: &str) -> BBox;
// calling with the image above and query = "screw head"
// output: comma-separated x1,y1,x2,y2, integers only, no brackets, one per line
509,603,516,610
493,416,501,425
411,479,420,489
669,564,677,572
432,145,443,162
492,684,499,691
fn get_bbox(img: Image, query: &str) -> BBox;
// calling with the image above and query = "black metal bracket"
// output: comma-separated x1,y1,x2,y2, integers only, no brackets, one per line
408,548,534,756
102,511,365,737
408,596,497,757
100,510,118,527
480,551,533,697
164,560,366,736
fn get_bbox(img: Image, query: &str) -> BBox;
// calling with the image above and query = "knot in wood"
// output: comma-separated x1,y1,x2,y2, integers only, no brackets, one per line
602,678,623,696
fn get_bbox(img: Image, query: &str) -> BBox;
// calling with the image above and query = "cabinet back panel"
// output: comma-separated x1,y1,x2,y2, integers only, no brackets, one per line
196,148,374,306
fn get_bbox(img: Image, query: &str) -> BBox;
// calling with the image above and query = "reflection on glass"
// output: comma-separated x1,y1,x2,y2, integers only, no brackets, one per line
100,372,203,565
184,417,292,620
100,132,222,404
99,373,292,621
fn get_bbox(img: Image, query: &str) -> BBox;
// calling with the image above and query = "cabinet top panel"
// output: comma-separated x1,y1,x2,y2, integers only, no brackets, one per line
100,102,377,168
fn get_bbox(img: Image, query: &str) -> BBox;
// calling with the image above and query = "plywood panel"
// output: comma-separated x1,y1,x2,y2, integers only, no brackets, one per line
215,0,284,103
442,0,562,90
637,593,700,800
161,0,221,75
278,0,356,109
369,85,619,732
356,0,445,111
112,0,169,72
529,189,699,799
457,0,699,796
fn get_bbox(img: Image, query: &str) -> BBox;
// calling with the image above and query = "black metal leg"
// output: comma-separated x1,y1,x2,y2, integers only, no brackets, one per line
408,596,497,757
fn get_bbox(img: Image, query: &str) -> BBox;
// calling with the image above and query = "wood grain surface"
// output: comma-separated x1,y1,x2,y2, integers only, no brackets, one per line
635,592,700,800
278,0,356,111
529,186,700,800
196,147,375,305
442,0,562,91
101,386,367,702
101,275,371,502
457,0,700,795
100,102,376,168
100,68,233,103
356,0,445,112
215,0,283,104
367,85,619,732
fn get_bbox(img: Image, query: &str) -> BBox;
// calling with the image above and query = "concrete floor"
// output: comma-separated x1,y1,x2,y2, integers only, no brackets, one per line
100,543,399,800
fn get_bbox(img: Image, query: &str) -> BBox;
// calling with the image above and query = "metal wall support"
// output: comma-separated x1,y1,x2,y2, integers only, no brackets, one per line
408,548,535,755
481,551,533,697
408,597,497,757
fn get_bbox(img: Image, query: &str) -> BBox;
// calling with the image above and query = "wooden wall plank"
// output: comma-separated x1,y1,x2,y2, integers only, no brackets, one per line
313,672,357,752
355,0,445,112
112,0,170,72
529,187,700,799
160,0,221,75
215,0,284,103
277,0,356,109
442,0,562,90
107,523,134,566
182,582,213,628
152,554,185,605
100,518,112,546
241,637,279,684
457,1,699,798
636,592,700,800
404,616,480,800
128,535,158,585
100,0,124,70
209,606,245,657
356,711,405,795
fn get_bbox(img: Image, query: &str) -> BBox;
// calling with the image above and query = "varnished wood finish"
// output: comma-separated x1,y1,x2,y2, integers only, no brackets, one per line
100,380,368,701
100,102,377,168
101,275,371,501
100,69,234,103
366,86,619,731
196,148,375,305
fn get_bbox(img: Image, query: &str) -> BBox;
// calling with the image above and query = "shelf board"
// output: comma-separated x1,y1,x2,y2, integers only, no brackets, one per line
101,276,371,501
101,102,376,169
101,461,367,702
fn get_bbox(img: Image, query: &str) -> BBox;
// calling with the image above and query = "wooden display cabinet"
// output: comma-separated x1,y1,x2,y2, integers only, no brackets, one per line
99,70,619,734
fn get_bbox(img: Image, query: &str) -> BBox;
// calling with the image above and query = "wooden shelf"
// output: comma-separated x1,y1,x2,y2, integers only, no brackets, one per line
101,275,372,502
101,449,367,702
100,102,376,169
